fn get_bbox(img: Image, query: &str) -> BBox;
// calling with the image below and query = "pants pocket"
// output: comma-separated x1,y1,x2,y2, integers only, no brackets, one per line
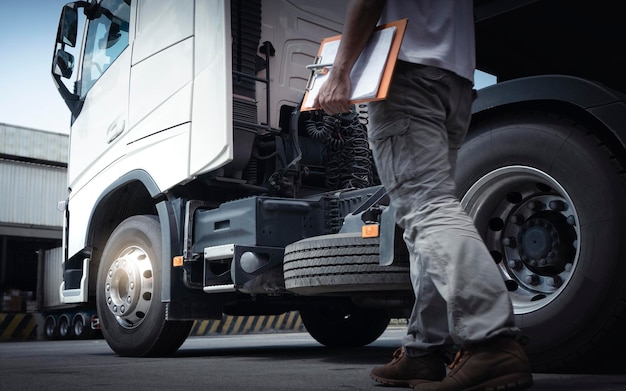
367,117,410,142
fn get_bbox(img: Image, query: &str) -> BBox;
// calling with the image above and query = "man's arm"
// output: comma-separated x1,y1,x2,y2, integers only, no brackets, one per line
313,0,386,115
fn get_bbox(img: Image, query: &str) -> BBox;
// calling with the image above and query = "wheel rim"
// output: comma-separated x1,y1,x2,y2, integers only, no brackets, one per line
73,317,84,337
461,165,580,315
104,245,154,329
59,316,70,337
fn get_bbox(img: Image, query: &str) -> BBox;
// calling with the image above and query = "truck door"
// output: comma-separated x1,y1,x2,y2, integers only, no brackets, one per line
67,0,131,194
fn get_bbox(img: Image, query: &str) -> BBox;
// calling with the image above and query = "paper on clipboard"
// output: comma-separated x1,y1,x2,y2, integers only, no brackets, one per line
301,19,407,111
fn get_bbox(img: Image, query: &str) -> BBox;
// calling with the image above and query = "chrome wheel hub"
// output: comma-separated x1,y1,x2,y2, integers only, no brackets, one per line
104,245,154,329
461,166,580,314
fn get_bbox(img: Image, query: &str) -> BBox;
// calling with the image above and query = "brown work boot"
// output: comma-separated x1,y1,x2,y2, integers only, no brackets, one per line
370,347,447,387
413,336,533,391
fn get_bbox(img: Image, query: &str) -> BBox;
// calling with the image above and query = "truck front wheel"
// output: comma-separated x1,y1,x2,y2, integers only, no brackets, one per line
96,215,192,357
457,111,626,371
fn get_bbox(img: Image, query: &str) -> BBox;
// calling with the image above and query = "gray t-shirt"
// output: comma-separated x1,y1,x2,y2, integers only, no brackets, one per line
380,0,475,83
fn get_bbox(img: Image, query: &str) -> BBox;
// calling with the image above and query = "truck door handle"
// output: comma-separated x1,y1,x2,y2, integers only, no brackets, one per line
106,120,125,143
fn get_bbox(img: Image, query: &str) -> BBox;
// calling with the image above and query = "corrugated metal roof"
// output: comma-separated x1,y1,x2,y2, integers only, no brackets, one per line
0,125,68,228
0,123,68,164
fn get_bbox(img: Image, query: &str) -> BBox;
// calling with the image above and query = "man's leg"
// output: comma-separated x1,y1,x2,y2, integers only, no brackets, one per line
369,63,531,389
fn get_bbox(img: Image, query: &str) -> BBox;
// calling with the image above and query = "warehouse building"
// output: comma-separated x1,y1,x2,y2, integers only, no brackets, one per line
0,123,67,312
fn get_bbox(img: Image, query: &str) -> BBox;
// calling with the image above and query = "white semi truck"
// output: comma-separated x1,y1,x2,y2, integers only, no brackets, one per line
50,0,626,371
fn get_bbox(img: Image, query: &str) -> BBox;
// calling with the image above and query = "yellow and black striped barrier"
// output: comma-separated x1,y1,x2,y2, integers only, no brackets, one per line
0,312,307,341
190,311,305,336
0,313,37,342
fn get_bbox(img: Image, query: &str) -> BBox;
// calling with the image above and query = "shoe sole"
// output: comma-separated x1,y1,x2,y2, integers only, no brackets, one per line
370,374,439,388
370,373,410,387
370,374,424,388
465,373,534,391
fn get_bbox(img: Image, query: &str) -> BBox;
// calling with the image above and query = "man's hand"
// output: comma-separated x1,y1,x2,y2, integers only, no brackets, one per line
311,0,384,115
314,70,352,115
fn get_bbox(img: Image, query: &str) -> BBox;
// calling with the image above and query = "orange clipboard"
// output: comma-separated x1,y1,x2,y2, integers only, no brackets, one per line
301,18,408,112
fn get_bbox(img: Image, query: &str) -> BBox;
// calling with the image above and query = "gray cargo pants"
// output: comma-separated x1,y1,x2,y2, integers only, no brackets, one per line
368,61,519,357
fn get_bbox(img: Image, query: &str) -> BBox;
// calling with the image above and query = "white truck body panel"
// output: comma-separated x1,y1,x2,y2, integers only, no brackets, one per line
63,0,229,269
189,0,233,176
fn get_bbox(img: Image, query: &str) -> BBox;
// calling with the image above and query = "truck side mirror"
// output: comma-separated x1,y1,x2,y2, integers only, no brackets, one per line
51,2,89,118
53,49,75,79
57,5,78,47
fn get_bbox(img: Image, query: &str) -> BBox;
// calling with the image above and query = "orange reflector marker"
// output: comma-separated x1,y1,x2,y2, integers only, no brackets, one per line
362,224,379,238
173,256,184,267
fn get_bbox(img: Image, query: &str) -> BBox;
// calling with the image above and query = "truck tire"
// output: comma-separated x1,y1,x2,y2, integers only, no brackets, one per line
96,215,193,357
58,314,71,339
44,316,57,340
457,111,626,371
72,314,90,339
283,233,411,295
300,305,391,347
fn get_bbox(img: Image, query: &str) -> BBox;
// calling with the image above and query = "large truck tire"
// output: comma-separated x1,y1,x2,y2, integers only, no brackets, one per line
58,314,71,339
283,233,411,295
300,305,391,347
457,111,626,371
96,215,193,357
44,315,57,340
72,313,91,339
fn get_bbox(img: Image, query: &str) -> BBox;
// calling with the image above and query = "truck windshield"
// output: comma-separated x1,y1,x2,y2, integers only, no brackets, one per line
80,0,130,97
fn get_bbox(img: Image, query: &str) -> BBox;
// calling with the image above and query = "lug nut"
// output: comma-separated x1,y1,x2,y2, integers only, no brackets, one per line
524,274,540,285
567,215,576,225
502,236,517,248
510,214,525,225
549,200,568,211
508,259,522,270
547,276,562,287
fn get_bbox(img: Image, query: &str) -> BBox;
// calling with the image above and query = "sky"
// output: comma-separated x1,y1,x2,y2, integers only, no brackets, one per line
0,2,496,136
0,1,71,134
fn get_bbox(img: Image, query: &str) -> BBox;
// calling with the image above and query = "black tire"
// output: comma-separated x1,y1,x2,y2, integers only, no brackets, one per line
58,314,71,339
96,215,193,357
457,111,626,371
44,316,57,340
283,233,411,295
72,314,90,340
300,305,391,347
